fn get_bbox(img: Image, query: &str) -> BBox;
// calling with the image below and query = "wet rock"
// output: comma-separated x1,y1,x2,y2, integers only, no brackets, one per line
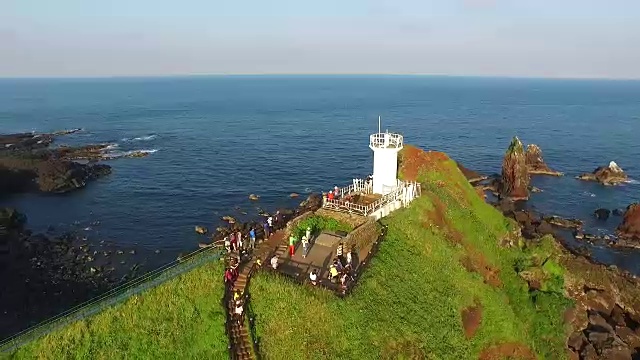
544,215,583,229
222,215,236,224
525,144,563,176
594,208,611,221
577,161,628,186
289,193,299,198
499,136,530,200
129,250,136,255
248,194,260,201
613,209,625,217
616,203,640,241
529,186,543,193
195,226,207,235
616,326,640,348
154,249,160,254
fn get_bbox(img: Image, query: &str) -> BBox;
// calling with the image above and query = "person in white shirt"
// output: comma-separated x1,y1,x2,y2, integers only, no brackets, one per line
237,231,243,250
234,300,244,325
301,236,309,258
346,249,353,267
270,255,279,270
309,269,318,286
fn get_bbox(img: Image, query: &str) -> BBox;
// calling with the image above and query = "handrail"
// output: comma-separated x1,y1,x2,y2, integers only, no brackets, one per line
323,180,420,217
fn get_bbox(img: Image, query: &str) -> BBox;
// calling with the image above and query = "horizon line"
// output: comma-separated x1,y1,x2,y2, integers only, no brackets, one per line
1,73,640,81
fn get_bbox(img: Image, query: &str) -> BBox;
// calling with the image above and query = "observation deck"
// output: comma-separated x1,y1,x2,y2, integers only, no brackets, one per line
369,132,403,150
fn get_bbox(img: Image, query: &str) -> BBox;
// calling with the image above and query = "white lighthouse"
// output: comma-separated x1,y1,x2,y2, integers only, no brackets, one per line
369,117,403,195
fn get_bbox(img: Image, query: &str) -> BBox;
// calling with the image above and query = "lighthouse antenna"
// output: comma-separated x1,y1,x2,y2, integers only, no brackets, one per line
378,115,381,134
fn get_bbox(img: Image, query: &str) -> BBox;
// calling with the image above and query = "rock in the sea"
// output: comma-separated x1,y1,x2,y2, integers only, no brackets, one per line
616,203,640,241
222,215,236,224
455,162,487,184
500,136,530,200
544,215,583,229
289,193,299,198
577,161,628,186
525,144,563,176
195,226,207,235
594,208,611,221
248,194,260,201
613,208,624,217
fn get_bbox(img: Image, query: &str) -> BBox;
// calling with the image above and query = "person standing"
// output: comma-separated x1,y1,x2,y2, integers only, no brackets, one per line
263,221,270,239
336,242,344,263
224,237,231,253
236,230,243,250
288,235,297,257
301,235,309,258
267,216,273,233
249,227,256,249
346,248,353,268
230,232,237,252
270,255,279,270
305,226,312,243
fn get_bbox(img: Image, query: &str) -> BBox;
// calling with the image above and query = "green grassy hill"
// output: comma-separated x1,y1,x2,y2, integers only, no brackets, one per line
248,146,572,360
7,261,229,360
5,145,574,360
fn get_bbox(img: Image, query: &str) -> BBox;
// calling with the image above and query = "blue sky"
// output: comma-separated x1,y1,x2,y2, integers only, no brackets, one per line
2,0,639,78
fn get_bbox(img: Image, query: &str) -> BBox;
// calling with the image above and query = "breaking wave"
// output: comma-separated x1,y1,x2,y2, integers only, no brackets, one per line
626,178,640,185
582,191,596,197
103,149,158,159
122,134,157,142
103,143,119,151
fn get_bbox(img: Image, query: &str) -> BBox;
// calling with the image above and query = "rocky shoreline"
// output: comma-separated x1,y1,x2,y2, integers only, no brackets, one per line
455,136,640,359
0,130,156,339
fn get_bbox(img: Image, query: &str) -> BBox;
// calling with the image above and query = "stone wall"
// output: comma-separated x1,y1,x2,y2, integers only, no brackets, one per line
284,211,314,238
314,208,367,229
343,218,380,251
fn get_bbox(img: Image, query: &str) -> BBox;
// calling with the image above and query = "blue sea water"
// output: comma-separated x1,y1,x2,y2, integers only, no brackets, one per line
1,75,639,272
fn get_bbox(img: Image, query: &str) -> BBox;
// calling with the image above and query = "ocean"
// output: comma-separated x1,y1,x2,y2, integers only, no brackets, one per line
1,75,639,272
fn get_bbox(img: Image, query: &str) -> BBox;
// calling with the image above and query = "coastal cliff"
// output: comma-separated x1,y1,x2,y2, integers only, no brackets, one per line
9,145,640,360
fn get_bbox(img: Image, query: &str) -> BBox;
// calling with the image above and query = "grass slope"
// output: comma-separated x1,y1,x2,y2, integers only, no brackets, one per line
8,260,229,360
249,147,571,360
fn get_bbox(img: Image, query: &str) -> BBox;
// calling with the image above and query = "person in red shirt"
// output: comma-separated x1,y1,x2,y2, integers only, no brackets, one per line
327,191,334,200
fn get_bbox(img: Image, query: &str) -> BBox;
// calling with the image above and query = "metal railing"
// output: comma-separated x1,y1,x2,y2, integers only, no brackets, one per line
369,132,403,149
323,181,420,217
0,243,225,354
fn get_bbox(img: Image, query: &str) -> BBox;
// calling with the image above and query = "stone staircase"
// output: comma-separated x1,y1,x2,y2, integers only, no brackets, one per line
226,230,287,360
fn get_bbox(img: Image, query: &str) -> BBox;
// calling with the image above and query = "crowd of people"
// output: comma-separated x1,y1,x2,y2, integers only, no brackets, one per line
222,210,290,325
305,242,355,292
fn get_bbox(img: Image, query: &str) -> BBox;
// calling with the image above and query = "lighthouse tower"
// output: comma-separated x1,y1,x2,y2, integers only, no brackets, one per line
369,117,403,195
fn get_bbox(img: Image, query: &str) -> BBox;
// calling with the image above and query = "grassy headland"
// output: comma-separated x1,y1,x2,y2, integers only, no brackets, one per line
7,260,229,360
249,146,572,359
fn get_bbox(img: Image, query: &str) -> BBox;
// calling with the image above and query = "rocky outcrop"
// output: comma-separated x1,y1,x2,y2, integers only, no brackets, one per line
577,161,628,186
594,208,611,221
616,203,640,241
544,215,583,229
525,144,563,176
500,136,530,200
0,131,148,196
456,162,487,184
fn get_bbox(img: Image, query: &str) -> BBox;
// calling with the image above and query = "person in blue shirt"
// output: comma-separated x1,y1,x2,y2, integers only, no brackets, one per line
249,228,256,249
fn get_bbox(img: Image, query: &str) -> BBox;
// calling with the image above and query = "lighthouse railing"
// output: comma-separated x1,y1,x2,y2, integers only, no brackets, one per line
322,180,421,217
